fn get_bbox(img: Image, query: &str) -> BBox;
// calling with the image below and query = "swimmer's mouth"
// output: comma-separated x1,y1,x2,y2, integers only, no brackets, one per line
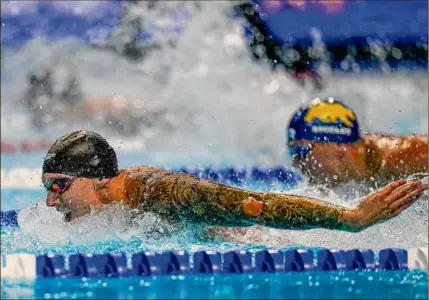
63,211,72,222
55,205,72,222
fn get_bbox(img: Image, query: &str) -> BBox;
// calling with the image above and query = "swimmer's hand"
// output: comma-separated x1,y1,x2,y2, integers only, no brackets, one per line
340,179,427,231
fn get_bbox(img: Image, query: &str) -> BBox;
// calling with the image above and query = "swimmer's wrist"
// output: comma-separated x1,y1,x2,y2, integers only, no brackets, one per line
338,209,364,232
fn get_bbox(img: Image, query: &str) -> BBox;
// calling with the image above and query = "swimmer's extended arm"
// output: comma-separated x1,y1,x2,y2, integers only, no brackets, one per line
145,172,426,232
365,134,428,178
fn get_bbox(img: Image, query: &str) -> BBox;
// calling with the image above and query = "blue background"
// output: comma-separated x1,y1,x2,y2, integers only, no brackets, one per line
2,0,427,48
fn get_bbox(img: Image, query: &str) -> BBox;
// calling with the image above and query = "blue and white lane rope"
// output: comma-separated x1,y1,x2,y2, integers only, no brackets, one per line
1,248,427,279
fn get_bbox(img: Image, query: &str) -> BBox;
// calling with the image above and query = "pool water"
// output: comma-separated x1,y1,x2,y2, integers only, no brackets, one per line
1,184,428,300
1,150,428,299
1,1,428,298
2,270,427,299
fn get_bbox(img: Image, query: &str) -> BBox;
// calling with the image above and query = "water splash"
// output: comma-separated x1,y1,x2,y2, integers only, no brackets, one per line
1,2,427,165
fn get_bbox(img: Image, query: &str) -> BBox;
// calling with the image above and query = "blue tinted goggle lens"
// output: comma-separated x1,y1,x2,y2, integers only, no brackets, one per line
289,145,311,159
43,177,75,194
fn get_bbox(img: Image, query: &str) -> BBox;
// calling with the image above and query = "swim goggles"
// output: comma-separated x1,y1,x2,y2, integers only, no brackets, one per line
43,177,76,194
288,144,312,160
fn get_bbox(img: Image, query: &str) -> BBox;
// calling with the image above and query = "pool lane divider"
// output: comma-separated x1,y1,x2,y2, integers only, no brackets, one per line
1,210,18,227
1,248,427,279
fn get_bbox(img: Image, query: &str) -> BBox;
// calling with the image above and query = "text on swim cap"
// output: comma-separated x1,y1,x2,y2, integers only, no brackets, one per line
311,125,352,136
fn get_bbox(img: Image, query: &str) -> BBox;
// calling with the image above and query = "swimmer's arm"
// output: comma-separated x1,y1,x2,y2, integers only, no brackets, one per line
236,179,425,232
155,173,426,232
384,135,428,175
365,134,428,177
145,172,425,232
145,173,356,231
182,175,360,230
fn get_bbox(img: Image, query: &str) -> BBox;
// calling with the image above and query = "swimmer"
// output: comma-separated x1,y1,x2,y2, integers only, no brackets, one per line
42,130,426,233
23,64,143,135
287,97,428,186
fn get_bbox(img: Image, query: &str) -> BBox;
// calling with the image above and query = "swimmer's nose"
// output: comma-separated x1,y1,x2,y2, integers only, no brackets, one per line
46,192,61,207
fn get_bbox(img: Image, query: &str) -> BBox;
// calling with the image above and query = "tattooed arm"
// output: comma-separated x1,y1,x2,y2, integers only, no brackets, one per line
143,171,427,232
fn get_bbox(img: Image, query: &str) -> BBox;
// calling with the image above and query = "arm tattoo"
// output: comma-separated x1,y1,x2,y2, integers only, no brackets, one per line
143,170,353,230
143,172,252,226
257,193,348,230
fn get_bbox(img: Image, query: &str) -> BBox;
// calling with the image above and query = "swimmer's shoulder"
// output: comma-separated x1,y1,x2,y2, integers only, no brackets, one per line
119,166,170,179
363,132,428,151
112,166,172,208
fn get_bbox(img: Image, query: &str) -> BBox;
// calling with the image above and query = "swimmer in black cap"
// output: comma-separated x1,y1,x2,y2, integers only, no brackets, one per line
42,130,426,232
287,97,428,186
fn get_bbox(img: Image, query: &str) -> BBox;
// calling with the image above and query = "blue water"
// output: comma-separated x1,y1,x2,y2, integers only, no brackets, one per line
1,150,428,300
2,271,428,299
1,189,46,211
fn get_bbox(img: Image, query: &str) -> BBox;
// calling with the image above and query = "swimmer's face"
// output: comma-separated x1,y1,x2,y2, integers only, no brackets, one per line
42,173,103,222
289,140,368,184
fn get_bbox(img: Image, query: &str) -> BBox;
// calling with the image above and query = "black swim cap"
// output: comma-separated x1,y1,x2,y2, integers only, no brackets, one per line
42,130,119,178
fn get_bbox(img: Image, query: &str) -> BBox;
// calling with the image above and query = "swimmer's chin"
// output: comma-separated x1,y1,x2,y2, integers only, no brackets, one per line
63,211,81,223
62,207,100,223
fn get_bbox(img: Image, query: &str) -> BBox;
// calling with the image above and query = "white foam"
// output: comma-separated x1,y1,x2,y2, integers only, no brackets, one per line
1,200,212,255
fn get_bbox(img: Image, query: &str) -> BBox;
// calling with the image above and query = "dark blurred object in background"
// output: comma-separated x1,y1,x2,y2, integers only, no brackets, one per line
234,2,323,90
234,0,427,89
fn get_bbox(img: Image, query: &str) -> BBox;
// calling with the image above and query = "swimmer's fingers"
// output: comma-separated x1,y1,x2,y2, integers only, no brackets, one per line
384,180,425,204
387,199,420,220
355,180,426,227
388,183,428,211
379,179,407,196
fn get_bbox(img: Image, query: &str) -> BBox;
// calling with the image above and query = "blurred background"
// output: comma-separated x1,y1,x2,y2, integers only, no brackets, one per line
1,0,428,167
